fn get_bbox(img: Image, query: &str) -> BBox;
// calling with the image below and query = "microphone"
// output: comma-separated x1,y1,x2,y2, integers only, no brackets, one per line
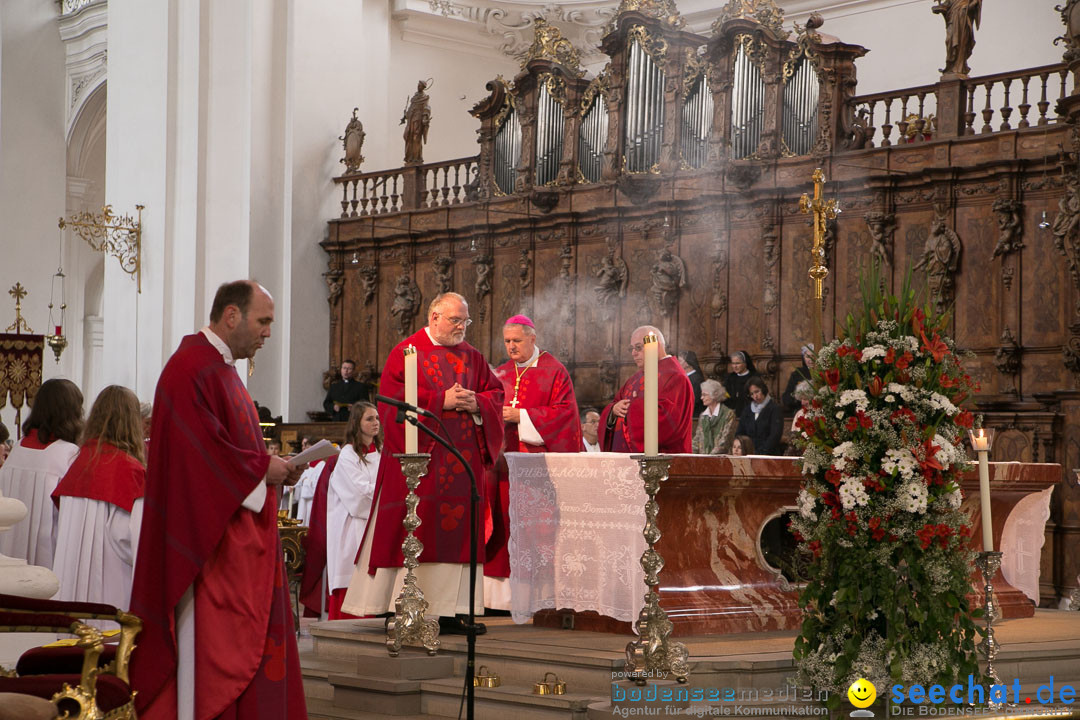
375,394,437,419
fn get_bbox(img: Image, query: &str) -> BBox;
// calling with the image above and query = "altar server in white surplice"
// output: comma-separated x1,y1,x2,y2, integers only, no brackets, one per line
0,378,83,567
296,459,323,526
52,386,146,609
326,402,381,619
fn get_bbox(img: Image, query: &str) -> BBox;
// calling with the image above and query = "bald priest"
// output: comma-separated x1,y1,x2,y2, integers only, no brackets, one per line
599,325,693,454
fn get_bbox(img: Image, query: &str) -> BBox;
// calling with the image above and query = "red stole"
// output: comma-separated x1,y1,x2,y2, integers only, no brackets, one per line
599,355,694,454
299,455,337,616
363,329,504,570
129,333,304,720
20,430,53,450
52,439,145,512
494,351,583,453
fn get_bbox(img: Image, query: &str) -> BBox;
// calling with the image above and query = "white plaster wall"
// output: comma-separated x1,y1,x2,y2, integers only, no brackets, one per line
0,2,69,435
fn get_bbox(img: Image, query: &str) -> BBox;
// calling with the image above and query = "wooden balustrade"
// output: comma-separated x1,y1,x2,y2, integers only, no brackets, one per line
849,64,1072,148
333,157,478,218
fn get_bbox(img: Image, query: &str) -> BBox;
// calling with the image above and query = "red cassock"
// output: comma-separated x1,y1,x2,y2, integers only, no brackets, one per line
364,330,504,572
299,455,337,617
598,355,694,454
486,352,582,578
129,333,305,720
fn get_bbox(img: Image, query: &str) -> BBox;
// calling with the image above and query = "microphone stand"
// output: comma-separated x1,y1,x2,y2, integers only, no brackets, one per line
390,404,479,720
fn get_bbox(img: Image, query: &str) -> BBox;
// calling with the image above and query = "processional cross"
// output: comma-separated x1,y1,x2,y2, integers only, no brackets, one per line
6,283,34,334
799,168,839,347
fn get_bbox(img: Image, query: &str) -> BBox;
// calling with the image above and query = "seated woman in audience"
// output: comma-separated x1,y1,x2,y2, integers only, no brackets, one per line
731,435,755,456
0,378,83,567
326,402,382,619
736,377,783,455
693,379,737,455
51,385,146,608
0,421,9,467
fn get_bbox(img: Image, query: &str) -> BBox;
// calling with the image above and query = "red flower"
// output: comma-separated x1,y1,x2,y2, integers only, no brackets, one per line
809,540,822,558
955,411,974,429
912,308,926,336
867,376,884,397
896,352,914,370
921,332,950,363
825,469,843,487
859,411,873,429
939,373,957,388
824,368,840,391
853,348,864,362
845,416,859,432
884,347,896,365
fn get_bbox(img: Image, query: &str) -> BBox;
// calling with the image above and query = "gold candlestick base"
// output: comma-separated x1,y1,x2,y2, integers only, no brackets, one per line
975,550,1003,706
624,455,690,684
386,453,440,657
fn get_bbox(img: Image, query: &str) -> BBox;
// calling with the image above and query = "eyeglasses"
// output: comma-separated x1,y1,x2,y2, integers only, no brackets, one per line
628,344,644,353
442,315,472,328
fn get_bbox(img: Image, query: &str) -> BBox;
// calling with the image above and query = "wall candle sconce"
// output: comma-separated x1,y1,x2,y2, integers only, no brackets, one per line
59,204,144,293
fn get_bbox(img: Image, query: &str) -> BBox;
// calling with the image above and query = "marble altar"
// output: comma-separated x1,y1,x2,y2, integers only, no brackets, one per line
506,453,1059,636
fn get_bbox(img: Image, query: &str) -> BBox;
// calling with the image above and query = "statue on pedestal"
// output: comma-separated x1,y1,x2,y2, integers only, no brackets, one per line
933,0,983,77
401,80,432,165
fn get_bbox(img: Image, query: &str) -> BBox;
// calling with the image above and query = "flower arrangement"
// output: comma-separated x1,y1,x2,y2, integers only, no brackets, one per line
790,265,982,705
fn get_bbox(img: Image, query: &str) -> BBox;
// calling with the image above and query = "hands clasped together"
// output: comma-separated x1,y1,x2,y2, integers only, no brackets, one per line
443,382,479,414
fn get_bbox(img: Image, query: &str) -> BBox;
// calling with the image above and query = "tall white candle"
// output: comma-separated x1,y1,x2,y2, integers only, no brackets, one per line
644,333,658,456
970,428,993,551
404,345,418,454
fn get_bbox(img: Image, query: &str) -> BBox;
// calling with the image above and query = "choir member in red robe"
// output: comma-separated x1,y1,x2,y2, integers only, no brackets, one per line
599,325,693,454
129,281,305,720
485,315,582,604
342,292,504,635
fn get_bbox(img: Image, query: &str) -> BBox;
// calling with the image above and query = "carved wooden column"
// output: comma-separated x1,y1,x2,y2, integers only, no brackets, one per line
468,79,509,201
809,34,869,152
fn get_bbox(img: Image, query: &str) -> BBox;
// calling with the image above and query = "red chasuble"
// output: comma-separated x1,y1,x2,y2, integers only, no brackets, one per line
364,329,504,571
129,333,305,720
598,355,693,454
486,352,582,578
51,439,145,511
299,455,337,617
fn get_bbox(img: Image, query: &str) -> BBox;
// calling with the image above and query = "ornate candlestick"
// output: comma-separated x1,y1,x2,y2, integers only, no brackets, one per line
624,455,690,684
975,550,1003,701
386,453,440,656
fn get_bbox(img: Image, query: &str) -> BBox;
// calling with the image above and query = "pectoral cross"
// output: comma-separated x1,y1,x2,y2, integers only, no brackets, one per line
509,396,520,408
799,168,839,346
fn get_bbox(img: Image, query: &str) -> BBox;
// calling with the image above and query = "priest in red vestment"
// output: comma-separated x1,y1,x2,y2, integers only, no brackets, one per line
599,325,693,454
485,315,582,604
342,292,504,634
129,280,306,720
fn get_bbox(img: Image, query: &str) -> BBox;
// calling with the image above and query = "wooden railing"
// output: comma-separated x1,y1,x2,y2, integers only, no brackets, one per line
334,156,478,218
849,63,1073,148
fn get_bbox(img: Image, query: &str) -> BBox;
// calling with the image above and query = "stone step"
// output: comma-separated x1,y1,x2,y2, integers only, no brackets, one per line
420,676,600,720
305,697,434,720
329,671,426,716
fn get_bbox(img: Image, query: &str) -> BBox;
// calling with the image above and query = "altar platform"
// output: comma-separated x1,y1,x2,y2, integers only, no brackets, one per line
300,609,1080,720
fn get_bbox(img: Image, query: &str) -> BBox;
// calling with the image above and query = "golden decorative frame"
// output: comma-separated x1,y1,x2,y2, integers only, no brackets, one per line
59,205,144,293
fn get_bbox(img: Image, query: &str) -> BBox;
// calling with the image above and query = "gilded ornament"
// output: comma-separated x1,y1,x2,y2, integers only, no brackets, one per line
627,25,669,65
59,204,144,293
581,69,611,113
605,0,685,36
521,19,583,77
713,0,788,39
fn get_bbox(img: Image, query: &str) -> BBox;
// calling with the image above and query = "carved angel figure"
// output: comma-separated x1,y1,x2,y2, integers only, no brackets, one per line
865,211,897,268
390,273,421,337
324,271,344,307
914,208,962,312
594,253,629,320
339,108,365,173
991,198,1024,259
359,265,378,306
650,248,688,318
433,255,454,293
474,255,493,301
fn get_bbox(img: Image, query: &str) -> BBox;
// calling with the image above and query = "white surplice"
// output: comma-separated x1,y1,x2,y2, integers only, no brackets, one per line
295,461,323,526
54,496,144,609
326,445,378,592
0,439,79,568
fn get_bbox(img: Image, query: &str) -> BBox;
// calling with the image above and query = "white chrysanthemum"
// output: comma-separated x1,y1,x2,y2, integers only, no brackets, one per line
945,487,963,509
838,389,869,413
839,476,870,510
903,336,919,353
882,448,918,480
860,345,887,362
928,392,959,416
899,479,929,513
885,394,896,403
931,434,966,471
886,382,916,403
797,489,818,519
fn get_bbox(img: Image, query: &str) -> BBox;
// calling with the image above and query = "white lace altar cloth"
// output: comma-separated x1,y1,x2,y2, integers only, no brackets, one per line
506,452,648,626
1000,485,1053,605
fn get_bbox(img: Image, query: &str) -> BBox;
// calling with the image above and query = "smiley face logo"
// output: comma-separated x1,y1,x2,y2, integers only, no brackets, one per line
848,678,876,709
